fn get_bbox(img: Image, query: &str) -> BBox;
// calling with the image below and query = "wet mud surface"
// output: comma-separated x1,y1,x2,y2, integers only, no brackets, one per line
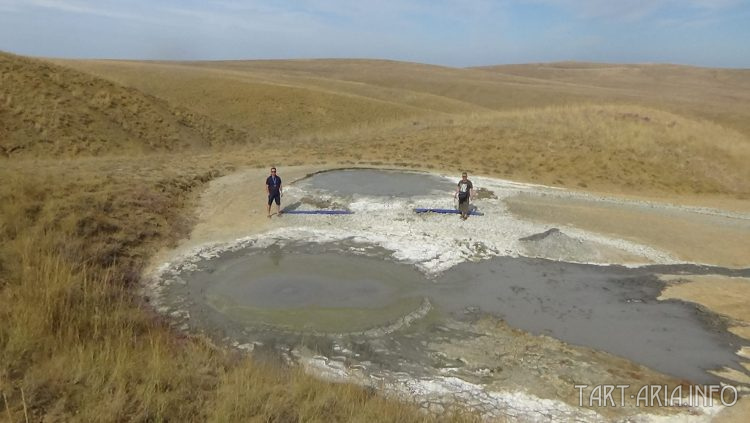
297,168,456,198
163,240,748,384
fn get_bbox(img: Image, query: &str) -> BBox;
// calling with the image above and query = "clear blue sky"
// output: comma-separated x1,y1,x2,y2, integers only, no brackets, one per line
1,0,748,67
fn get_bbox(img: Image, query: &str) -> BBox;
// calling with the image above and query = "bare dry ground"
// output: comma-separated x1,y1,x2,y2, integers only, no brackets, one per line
2,50,750,421
505,193,750,268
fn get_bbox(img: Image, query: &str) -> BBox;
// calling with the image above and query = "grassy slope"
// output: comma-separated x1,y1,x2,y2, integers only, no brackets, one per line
313,105,750,196
50,59,445,139
0,52,254,157
2,52,749,421
60,58,750,137
476,62,750,137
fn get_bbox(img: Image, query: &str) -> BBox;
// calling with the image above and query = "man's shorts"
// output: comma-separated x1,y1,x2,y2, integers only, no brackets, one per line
458,200,470,215
268,192,281,206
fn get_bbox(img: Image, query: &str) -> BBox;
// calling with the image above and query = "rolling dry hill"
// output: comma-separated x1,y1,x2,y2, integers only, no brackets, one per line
52,58,599,137
476,62,750,137
3,53,750,197
54,57,750,197
56,58,750,137
0,52,253,157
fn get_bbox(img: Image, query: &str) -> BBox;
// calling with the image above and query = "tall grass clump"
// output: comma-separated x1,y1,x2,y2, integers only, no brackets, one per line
0,161,225,421
0,235,221,421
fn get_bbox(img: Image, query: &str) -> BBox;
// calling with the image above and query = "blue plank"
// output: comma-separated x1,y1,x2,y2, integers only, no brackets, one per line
281,209,354,215
414,208,484,216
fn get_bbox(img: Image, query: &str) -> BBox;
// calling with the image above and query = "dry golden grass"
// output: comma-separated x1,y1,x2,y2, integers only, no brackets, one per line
0,157,220,421
57,57,750,138
2,51,749,421
476,62,750,137
48,59,439,140
0,52,254,157
289,104,750,197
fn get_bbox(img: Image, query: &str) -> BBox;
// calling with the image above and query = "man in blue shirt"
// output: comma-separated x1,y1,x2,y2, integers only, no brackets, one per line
266,167,282,218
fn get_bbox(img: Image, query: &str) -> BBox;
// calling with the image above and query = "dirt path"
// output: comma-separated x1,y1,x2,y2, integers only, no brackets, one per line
188,166,324,247
147,165,325,271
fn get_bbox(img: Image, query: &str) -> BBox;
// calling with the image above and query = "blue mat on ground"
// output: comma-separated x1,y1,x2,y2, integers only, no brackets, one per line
281,209,353,215
414,208,484,216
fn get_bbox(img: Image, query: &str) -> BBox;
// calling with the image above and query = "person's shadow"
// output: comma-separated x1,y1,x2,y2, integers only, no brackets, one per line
281,201,302,213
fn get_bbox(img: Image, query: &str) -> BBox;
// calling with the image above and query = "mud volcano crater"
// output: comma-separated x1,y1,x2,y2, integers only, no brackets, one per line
156,169,749,389
183,243,429,335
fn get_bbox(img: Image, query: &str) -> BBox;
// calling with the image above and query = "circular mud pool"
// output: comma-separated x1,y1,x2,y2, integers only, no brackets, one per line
192,246,428,333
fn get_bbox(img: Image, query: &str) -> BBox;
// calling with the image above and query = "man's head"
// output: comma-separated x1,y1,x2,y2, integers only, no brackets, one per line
461,172,468,180
271,167,277,174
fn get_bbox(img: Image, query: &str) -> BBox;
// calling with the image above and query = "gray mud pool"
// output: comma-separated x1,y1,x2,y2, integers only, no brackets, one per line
296,168,456,198
197,246,426,334
163,240,747,384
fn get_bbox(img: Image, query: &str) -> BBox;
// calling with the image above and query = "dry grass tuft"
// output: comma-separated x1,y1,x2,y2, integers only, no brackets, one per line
210,360,480,422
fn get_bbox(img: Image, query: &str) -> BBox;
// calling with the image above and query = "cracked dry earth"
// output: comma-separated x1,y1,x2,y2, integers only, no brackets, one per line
424,318,693,420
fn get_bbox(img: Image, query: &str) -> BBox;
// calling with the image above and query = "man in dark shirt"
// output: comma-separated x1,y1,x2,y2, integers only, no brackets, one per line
454,172,474,220
266,167,282,218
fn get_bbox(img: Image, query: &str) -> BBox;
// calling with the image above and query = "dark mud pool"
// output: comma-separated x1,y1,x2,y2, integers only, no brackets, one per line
162,240,749,384
296,168,456,197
